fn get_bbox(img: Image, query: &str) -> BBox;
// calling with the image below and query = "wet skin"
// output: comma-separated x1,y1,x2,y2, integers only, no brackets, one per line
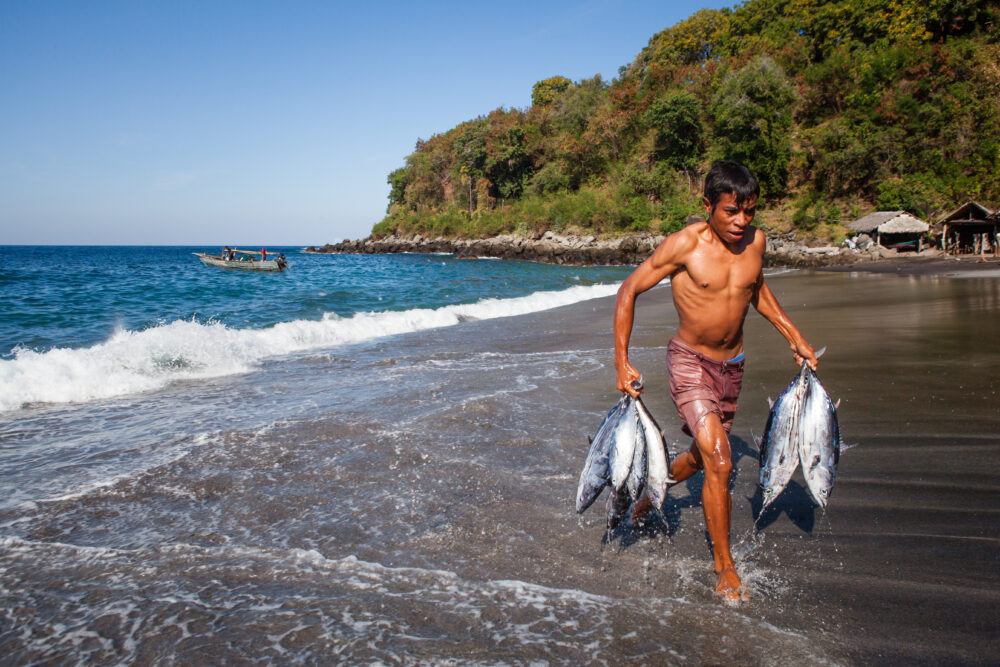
613,192,817,600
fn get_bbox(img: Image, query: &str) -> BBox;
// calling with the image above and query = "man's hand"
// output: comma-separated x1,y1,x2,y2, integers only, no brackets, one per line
792,339,818,370
616,359,642,397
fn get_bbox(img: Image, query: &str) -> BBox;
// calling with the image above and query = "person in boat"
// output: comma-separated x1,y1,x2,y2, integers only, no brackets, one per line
613,160,818,601
223,246,232,261
261,248,267,261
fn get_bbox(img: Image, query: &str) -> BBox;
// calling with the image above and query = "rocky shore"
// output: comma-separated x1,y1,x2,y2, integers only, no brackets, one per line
306,230,930,268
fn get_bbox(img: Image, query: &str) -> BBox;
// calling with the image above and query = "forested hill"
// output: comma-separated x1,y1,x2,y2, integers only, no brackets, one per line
372,0,999,242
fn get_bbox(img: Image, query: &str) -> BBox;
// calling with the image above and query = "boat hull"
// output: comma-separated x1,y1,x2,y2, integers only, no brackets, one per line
193,253,287,272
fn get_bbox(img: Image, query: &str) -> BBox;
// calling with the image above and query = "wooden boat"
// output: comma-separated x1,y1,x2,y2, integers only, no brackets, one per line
193,249,288,272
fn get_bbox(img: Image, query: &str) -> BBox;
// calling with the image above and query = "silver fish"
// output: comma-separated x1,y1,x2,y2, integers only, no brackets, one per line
636,396,672,510
626,412,647,501
758,363,810,511
608,399,640,491
575,395,629,513
798,366,840,508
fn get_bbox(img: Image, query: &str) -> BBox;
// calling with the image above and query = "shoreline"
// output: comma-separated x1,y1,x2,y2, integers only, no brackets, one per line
817,253,1000,277
307,231,999,271
4,262,999,663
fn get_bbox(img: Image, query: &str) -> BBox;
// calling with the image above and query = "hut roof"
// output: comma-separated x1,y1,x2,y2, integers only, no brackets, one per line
848,211,929,234
937,200,994,225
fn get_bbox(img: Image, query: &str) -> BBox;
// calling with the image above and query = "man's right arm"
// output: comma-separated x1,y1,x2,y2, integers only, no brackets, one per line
614,231,694,396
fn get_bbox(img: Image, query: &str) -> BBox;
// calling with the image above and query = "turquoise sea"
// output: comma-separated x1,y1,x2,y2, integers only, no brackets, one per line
1,246,631,411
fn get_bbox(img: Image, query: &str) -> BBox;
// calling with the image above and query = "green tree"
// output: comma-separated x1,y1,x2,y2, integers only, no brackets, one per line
531,76,572,108
483,109,531,202
644,90,704,170
386,166,412,212
710,56,796,196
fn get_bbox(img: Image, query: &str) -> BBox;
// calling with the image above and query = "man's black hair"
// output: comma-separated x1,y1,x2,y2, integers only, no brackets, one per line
703,160,760,212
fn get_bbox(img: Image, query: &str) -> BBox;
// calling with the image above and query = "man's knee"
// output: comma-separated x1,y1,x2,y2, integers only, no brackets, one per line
705,456,732,479
694,420,732,476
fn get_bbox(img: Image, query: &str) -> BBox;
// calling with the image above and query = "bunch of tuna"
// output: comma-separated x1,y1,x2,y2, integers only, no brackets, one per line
575,391,674,518
757,360,841,511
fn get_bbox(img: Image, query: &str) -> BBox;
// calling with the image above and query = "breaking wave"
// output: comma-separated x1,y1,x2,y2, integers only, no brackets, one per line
0,282,620,412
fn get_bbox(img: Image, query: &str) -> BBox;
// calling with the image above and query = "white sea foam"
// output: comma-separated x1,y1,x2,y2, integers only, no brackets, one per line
0,282,620,412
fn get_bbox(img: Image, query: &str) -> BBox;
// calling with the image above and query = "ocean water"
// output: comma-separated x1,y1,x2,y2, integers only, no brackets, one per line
3,248,997,663
1,246,629,413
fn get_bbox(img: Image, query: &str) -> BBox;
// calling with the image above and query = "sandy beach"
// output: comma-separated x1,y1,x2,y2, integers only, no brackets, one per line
821,253,1000,278
599,265,1000,663
2,260,998,664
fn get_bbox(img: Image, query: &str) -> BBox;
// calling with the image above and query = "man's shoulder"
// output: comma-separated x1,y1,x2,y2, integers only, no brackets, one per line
659,223,705,249
652,224,702,262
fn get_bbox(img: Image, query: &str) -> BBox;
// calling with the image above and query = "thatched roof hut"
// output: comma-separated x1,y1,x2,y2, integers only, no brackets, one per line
848,211,929,235
937,200,997,255
938,200,994,227
848,211,929,250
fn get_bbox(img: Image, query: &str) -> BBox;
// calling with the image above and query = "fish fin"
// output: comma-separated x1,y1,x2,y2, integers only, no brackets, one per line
750,428,761,448
834,398,841,409
767,396,774,410
815,345,827,359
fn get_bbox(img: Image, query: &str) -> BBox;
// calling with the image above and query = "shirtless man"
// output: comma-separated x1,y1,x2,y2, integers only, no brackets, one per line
613,160,817,601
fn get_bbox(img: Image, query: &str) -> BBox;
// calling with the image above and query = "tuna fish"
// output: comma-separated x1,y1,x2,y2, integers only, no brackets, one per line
635,396,673,510
626,417,647,500
758,354,841,512
575,395,629,513
576,390,674,517
798,366,841,508
758,363,810,512
608,399,640,491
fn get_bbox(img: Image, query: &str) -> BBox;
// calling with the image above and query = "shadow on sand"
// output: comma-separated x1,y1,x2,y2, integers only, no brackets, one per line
749,482,819,533
605,435,819,549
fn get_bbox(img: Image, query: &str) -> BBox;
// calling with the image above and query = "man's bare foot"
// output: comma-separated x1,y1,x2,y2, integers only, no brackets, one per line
715,566,749,602
630,490,653,525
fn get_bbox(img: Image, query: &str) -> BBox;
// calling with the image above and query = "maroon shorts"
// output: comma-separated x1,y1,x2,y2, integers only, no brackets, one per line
667,338,745,437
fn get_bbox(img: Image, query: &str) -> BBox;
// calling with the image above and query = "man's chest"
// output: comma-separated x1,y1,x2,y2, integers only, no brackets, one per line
682,252,761,296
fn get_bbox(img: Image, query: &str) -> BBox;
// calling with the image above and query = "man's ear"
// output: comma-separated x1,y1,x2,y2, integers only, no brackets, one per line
702,196,712,216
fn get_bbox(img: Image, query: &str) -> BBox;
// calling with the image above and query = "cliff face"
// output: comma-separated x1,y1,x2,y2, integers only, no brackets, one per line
306,231,911,268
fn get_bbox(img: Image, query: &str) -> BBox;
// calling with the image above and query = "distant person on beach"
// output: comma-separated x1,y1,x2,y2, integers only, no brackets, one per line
613,160,818,601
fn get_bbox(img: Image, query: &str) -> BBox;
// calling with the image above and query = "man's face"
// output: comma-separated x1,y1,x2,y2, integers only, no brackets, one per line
704,192,757,245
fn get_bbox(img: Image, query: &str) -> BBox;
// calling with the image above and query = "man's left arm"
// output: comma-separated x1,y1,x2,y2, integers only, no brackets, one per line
752,273,818,369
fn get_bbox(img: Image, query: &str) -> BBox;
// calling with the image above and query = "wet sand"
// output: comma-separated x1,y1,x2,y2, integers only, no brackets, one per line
821,253,1000,278
558,267,1000,664
2,266,998,664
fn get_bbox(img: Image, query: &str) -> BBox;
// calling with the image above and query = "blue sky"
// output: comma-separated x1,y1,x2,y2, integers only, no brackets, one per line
1,1,730,245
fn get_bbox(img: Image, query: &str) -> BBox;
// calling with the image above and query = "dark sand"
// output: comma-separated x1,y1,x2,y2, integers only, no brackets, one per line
821,253,1000,278
544,265,1000,664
